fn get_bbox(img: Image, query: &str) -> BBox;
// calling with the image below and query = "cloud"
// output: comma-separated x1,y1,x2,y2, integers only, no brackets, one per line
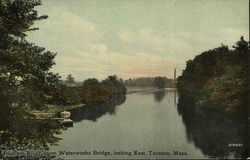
86,43,108,53
28,7,104,54
178,28,249,51
28,6,249,81
53,49,184,80
29,7,184,80
117,27,249,62
117,28,193,57
47,7,101,39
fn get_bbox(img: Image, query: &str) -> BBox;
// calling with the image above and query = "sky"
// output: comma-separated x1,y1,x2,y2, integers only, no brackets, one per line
27,0,249,81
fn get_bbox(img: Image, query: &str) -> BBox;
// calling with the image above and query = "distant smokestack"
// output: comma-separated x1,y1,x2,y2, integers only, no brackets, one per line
174,68,176,82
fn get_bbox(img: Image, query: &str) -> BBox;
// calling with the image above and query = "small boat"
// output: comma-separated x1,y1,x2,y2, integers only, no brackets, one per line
60,111,71,119
60,118,73,127
59,111,73,127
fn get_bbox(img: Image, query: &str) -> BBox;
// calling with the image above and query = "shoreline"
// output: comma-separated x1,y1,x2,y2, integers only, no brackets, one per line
31,103,86,119
126,86,176,94
32,87,176,119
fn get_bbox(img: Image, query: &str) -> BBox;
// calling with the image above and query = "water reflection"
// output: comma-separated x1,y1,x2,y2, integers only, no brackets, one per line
177,92,249,159
153,90,165,102
69,95,126,122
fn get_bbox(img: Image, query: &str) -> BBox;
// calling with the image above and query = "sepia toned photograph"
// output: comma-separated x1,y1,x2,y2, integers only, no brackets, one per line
0,0,249,159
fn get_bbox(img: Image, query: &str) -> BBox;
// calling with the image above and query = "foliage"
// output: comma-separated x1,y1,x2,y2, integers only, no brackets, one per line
79,75,126,102
177,37,249,117
48,75,126,105
102,75,127,95
0,102,63,146
0,0,61,109
48,84,81,106
66,74,75,86
0,0,47,38
154,76,166,88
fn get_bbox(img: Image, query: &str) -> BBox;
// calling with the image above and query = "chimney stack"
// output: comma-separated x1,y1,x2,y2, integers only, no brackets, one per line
174,68,176,82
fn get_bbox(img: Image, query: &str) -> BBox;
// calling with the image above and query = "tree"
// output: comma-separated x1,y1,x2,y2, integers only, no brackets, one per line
0,0,60,109
0,0,48,38
66,74,75,86
233,36,249,53
103,75,126,95
177,37,249,117
154,76,166,88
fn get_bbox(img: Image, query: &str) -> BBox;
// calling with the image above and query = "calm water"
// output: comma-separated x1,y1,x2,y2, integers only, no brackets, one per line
1,89,248,159
49,89,248,159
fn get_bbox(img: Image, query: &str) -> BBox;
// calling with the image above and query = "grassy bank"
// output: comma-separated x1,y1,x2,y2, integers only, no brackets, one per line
126,86,175,94
31,103,86,119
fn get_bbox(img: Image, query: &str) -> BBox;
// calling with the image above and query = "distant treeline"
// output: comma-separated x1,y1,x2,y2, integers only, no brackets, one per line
177,37,249,118
125,77,175,88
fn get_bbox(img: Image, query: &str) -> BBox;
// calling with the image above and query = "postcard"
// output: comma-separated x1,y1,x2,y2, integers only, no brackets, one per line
0,0,249,159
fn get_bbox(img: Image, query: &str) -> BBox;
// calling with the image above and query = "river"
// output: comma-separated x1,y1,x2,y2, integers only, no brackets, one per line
0,89,248,159
48,89,248,159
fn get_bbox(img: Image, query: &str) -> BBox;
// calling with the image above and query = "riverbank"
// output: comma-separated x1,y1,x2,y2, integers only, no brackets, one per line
31,86,175,119
29,91,133,119
32,86,173,119
31,103,86,119
126,86,175,94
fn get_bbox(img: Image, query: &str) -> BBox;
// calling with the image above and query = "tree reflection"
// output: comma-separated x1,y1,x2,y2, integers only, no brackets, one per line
177,92,249,159
153,90,166,102
69,95,126,122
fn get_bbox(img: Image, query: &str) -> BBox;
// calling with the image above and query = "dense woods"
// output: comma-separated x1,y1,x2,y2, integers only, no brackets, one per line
0,0,61,110
177,37,249,118
50,75,126,105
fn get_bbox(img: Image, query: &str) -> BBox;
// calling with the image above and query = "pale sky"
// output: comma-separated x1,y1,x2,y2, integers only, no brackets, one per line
27,0,249,81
